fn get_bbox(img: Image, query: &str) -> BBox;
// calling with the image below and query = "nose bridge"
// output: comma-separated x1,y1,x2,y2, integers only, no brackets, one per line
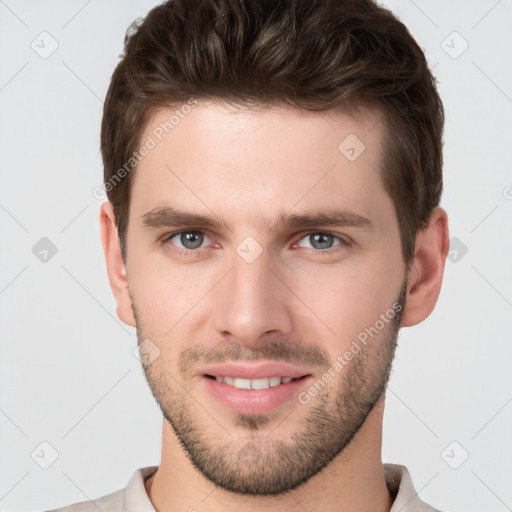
213,244,293,345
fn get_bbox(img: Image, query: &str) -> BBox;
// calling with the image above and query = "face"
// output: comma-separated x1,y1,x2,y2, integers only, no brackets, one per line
123,101,407,495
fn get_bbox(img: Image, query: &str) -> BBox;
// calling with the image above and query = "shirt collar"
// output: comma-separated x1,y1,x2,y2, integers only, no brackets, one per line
122,464,438,512
385,463,439,511
123,465,158,512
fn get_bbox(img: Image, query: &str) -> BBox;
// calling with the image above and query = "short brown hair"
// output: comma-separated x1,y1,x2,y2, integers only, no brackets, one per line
101,0,444,265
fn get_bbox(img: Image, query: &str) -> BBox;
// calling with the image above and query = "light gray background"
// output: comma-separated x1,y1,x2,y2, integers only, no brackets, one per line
1,1,511,511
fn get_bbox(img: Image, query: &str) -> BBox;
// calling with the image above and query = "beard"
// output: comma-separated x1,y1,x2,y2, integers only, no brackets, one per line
133,278,407,496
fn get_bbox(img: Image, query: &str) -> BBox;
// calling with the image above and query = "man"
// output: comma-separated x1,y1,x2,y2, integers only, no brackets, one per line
50,0,449,510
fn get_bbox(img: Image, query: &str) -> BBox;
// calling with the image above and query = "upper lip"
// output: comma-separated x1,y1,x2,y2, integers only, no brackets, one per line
198,362,311,380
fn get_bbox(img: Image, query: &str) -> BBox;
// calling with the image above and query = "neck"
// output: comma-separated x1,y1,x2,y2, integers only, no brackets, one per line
145,397,393,512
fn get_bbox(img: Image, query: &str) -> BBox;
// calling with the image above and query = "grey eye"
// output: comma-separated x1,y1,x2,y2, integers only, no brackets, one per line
297,232,341,250
170,231,208,250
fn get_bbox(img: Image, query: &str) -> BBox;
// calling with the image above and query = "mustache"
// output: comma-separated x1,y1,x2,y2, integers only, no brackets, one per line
178,338,332,376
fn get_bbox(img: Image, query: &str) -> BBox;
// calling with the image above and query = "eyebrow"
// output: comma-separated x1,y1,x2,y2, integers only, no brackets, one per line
141,206,374,232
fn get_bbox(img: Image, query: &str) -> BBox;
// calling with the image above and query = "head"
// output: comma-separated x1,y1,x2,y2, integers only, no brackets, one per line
99,0,449,496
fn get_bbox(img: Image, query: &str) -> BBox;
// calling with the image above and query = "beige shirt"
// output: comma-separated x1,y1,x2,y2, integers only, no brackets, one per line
46,464,442,512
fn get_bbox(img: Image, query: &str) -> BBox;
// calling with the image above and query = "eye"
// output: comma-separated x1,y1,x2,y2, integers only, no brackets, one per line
295,232,348,252
162,230,350,257
165,230,212,253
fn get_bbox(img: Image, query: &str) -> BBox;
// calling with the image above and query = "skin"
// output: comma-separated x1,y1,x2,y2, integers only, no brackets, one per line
100,100,449,512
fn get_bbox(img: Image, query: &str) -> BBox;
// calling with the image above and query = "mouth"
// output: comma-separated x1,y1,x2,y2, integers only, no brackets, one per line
198,362,314,415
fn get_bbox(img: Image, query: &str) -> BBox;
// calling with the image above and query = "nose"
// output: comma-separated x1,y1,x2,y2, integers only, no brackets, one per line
213,249,294,348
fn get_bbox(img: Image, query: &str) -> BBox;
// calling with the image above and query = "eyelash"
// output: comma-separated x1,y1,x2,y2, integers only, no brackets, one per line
162,230,351,257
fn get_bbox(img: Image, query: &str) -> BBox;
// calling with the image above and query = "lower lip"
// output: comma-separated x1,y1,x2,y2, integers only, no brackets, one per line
201,376,312,415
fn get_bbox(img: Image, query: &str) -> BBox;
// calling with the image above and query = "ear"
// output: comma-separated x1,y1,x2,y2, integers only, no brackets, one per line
401,206,450,327
99,202,136,327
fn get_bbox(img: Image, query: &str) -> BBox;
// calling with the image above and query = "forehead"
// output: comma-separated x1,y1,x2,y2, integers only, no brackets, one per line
130,100,392,231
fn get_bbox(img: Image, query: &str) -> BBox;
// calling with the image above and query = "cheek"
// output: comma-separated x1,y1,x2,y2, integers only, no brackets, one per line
289,256,402,354
129,254,214,334
129,267,205,373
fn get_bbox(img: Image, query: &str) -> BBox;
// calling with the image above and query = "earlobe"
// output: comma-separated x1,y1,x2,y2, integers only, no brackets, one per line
99,202,136,327
401,207,450,327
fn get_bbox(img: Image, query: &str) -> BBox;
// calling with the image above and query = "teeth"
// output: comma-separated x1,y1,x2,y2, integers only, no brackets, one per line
269,376,282,387
234,378,252,389
251,378,270,390
214,376,297,389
